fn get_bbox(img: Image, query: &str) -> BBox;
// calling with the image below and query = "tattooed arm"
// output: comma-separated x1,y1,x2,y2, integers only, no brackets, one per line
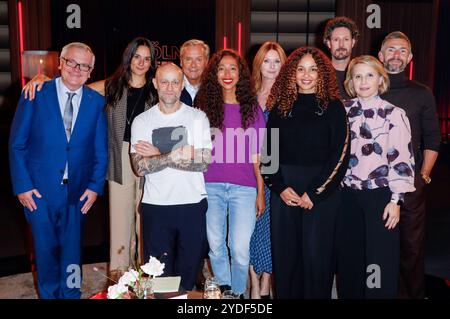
131,145,212,176
168,147,212,172
131,152,172,177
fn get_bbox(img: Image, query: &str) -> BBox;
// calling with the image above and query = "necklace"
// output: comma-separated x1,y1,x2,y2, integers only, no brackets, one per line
126,86,145,125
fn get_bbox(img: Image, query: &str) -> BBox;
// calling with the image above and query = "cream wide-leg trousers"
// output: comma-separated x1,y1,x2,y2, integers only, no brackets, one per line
108,141,142,272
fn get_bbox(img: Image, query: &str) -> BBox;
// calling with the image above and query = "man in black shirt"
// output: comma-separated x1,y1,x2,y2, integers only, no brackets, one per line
379,31,441,299
323,16,359,100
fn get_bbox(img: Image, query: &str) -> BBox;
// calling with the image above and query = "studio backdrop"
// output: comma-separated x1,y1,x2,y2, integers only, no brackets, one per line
50,0,215,81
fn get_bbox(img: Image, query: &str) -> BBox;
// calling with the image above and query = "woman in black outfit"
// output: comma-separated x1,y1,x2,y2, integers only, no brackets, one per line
262,47,349,299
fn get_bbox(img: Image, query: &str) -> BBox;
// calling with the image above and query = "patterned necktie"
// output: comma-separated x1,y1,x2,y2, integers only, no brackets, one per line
64,92,76,141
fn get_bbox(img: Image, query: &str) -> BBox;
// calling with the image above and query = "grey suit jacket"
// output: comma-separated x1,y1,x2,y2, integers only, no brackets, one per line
107,87,151,184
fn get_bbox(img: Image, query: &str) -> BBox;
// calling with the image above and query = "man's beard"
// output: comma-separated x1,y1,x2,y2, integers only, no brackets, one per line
160,95,179,107
332,48,350,60
384,58,406,73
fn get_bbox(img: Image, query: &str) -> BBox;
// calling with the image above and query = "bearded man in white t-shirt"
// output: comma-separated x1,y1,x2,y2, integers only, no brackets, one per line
130,63,212,291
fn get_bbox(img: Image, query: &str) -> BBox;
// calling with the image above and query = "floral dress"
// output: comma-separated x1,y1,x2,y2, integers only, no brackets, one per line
249,109,272,274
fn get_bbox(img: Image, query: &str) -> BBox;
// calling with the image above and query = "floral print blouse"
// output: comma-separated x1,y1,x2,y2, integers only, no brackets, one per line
343,95,415,203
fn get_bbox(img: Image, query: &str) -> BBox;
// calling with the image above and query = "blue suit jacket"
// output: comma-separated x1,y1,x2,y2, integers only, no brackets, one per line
180,87,193,107
9,78,108,204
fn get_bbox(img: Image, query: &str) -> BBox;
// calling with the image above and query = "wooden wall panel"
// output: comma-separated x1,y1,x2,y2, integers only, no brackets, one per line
21,0,52,50
8,0,52,84
215,0,251,54
337,0,439,89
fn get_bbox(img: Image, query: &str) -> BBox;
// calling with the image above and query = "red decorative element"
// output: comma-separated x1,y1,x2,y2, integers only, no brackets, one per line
18,1,25,87
238,22,242,56
409,60,414,80
223,36,227,49
89,291,108,299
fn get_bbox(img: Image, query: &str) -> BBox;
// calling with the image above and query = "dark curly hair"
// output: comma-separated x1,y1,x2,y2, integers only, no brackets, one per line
323,16,359,44
267,47,340,117
195,49,258,130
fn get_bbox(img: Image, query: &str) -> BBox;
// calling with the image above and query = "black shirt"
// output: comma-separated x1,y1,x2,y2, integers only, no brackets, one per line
124,86,147,142
335,69,351,100
262,93,350,202
381,72,441,170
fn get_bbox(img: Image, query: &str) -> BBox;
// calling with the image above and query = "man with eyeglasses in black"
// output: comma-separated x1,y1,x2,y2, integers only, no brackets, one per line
9,42,108,299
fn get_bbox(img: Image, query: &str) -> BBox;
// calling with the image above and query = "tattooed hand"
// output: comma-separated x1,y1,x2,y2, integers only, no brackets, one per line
169,145,194,163
134,140,161,157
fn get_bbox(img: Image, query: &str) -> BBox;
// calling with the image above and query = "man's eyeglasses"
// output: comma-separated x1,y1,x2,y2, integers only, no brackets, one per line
60,57,92,72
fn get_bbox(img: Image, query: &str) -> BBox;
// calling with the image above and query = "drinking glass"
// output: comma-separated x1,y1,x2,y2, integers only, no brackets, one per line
203,276,221,299
221,290,240,299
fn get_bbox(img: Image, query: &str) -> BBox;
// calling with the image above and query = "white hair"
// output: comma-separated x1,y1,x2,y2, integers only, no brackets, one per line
60,42,95,67
180,39,210,60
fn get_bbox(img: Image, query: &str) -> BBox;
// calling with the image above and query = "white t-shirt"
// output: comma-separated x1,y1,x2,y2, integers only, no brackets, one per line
130,103,212,205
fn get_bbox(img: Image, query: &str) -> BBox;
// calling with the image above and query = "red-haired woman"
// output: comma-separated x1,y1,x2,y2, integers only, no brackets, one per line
195,49,266,297
249,41,287,299
262,47,349,298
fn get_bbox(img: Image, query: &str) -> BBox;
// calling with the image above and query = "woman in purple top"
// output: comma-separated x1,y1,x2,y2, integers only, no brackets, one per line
337,55,415,299
195,49,266,297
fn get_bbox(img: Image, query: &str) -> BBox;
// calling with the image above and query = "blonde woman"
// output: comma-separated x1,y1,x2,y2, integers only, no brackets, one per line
337,55,415,298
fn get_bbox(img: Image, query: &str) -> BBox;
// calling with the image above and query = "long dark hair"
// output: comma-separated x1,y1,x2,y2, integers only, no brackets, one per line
195,49,258,130
105,37,157,108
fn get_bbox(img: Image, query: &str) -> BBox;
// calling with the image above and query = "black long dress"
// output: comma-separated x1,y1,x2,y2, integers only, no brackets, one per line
262,93,349,299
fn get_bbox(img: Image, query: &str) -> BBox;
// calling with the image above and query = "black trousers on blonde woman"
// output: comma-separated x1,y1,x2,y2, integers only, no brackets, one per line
336,187,400,299
270,165,340,299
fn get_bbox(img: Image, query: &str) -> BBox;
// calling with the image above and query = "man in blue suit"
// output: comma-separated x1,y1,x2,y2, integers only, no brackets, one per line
9,42,108,299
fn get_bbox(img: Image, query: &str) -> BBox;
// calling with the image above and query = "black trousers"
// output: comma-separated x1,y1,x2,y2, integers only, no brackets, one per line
399,175,427,299
141,198,208,291
337,187,400,299
271,165,340,299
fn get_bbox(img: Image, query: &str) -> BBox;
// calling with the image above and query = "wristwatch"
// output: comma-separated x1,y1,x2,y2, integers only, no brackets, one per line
390,198,403,206
390,194,403,205
421,174,431,184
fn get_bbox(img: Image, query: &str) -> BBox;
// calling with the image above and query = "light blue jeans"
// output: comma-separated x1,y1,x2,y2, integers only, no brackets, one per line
206,183,257,294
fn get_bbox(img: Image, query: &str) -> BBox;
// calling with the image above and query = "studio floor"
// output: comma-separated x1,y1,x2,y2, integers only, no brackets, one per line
0,123,449,298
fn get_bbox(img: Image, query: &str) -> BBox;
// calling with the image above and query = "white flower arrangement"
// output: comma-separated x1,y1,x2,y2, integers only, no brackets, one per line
107,256,165,299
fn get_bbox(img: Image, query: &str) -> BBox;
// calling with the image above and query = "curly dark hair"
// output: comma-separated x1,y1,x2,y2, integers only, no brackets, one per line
195,49,258,130
267,47,340,117
323,16,359,44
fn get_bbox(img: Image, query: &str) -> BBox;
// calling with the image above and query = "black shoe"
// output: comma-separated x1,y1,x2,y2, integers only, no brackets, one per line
195,282,205,291
239,294,245,300
260,294,271,299
219,285,231,293
195,260,208,291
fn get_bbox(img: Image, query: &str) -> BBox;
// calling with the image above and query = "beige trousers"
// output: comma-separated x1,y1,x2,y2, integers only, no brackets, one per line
108,142,142,272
